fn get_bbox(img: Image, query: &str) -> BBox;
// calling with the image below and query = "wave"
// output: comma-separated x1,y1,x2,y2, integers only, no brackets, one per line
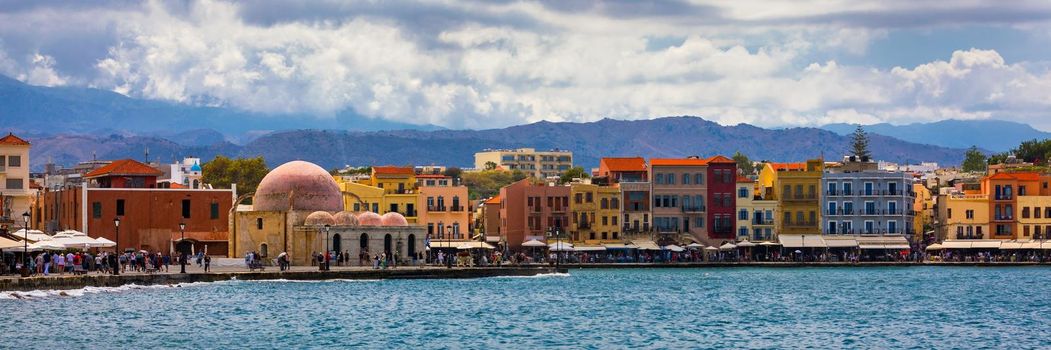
492,272,571,279
0,281,221,300
244,278,381,283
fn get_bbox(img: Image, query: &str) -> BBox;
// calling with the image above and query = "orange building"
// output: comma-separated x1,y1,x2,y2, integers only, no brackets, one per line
981,172,1051,239
498,179,570,250
416,174,470,240
37,159,235,255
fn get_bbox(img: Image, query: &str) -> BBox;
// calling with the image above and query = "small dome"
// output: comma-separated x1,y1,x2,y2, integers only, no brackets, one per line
333,211,358,226
304,211,335,226
381,212,408,226
190,161,202,172
357,212,383,226
254,161,343,212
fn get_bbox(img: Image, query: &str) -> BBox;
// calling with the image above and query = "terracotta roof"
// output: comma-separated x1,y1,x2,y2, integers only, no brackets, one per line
84,159,164,178
0,133,30,146
705,155,736,164
769,162,806,171
169,183,188,189
416,174,448,179
484,195,502,205
650,158,710,167
736,175,754,183
986,172,1042,181
373,166,415,176
600,157,647,172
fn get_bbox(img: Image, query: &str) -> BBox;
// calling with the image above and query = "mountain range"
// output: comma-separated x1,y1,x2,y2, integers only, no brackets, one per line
3,74,1046,171
820,120,1051,152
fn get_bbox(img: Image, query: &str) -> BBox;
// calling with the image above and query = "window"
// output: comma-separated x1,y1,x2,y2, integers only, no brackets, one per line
602,216,608,225
586,192,593,203
828,221,837,234
965,210,974,219
782,185,791,199
865,221,874,234
116,199,126,216
5,178,23,190
667,173,675,185
739,209,748,220
864,182,874,195
1023,207,1031,219
694,173,703,184
888,201,897,214
611,198,620,209
353,203,361,211
694,217,704,228
575,193,583,204
92,202,102,219
784,211,791,224
182,199,191,219
256,218,263,230
601,198,609,209
827,202,836,215
1024,225,1030,237
739,227,748,237
612,216,618,225
947,208,952,219
1037,208,1043,219
7,155,20,167
683,173,690,185
888,221,897,234
738,187,748,198
210,203,220,219
842,221,852,233
655,173,664,184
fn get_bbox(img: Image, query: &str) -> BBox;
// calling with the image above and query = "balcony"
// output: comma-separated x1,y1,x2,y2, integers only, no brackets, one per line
577,223,591,229
752,218,774,225
681,205,706,213
551,207,568,213
783,221,817,228
992,215,1014,221
993,194,1014,201
450,205,464,212
826,190,838,196
784,194,818,202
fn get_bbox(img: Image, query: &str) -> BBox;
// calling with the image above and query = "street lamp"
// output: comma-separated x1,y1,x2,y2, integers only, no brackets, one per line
113,217,121,275
20,211,29,277
179,222,187,274
446,225,453,268
324,224,331,271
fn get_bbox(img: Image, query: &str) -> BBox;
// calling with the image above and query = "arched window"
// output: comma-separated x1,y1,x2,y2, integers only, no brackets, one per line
256,218,263,230
359,233,369,252
384,234,393,255
259,243,268,257
332,233,342,253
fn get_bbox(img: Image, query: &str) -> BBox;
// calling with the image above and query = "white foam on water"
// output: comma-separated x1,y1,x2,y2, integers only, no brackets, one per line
249,278,381,283
492,272,571,279
0,281,221,300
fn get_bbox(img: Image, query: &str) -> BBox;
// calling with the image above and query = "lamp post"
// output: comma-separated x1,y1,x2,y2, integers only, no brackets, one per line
324,224,331,271
20,211,29,277
179,222,187,274
446,225,453,268
113,217,121,276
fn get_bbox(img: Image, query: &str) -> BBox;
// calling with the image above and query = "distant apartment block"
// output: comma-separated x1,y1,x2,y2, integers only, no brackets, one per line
474,148,572,178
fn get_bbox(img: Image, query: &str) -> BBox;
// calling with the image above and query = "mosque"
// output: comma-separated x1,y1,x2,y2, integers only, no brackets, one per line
230,160,426,266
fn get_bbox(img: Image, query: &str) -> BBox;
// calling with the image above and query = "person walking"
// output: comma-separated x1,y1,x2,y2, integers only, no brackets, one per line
204,255,211,272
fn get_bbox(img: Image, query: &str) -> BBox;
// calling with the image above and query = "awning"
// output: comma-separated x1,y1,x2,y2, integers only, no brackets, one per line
758,241,781,246
824,238,858,248
778,235,827,248
1021,241,1043,249
548,242,575,252
884,244,911,250
631,240,661,250
925,243,943,251
719,243,737,250
972,240,1003,249
456,241,495,250
1043,242,1051,250
575,245,607,252
686,243,705,249
1000,241,1025,250
603,243,638,249
736,241,757,248
0,236,23,249
941,241,972,249
858,244,885,250
485,236,502,243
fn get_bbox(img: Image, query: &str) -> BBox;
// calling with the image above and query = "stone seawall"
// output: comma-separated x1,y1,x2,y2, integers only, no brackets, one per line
559,262,1051,268
0,267,563,292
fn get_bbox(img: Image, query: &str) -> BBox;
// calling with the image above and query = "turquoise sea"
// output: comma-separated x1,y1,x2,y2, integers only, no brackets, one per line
3,267,1051,349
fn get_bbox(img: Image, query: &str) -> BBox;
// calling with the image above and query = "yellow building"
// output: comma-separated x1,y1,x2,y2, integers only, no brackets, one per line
416,174,470,239
913,183,934,242
759,159,823,236
736,175,778,242
474,148,573,178
0,133,33,227
942,193,990,240
338,166,419,222
569,182,622,244
1017,195,1051,240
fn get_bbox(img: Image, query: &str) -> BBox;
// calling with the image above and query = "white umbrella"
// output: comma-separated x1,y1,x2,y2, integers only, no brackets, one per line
719,243,737,250
0,236,28,250
11,229,50,242
31,240,67,251
522,239,547,247
548,242,575,252
663,244,685,252
55,230,98,249
686,242,705,249
703,246,719,251
925,243,943,251
736,240,757,248
91,237,117,248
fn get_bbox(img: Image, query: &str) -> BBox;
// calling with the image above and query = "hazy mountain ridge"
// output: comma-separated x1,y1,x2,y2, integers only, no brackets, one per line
821,119,1051,152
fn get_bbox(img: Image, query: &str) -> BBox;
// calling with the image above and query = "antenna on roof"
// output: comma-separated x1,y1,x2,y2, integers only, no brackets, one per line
145,147,150,163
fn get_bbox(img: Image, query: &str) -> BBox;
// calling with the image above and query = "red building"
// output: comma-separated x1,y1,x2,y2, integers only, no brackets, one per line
498,179,570,250
705,155,738,240
37,159,235,256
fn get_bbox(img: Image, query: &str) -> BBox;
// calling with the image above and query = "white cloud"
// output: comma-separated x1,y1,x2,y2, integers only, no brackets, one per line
3,0,1051,130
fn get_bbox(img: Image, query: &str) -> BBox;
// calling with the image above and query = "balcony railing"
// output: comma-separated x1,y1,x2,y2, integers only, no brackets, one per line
428,205,447,212
784,194,818,201
752,218,774,225
994,194,1014,201
783,221,817,228
681,205,706,213
450,205,464,212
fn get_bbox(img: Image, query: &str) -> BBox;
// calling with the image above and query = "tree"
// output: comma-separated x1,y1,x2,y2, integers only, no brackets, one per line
559,166,590,184
443,167,463,179
962,146,987,172
202,155,269,197
851,124,871,159
484,161,497,170
732,151,754,175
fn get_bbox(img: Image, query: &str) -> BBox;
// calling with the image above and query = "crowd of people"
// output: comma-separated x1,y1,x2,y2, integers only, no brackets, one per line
1,250,219,277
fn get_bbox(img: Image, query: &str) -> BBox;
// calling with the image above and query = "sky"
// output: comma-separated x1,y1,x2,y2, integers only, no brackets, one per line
2,0,1051,130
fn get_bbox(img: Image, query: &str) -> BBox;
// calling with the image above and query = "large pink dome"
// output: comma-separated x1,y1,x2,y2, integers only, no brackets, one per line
333,211,358,226
304,211,335,226
357,212,383,226
381,212,408,226
254,161,343,212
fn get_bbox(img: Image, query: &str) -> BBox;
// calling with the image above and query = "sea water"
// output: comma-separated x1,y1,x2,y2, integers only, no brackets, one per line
2,267,1050,348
